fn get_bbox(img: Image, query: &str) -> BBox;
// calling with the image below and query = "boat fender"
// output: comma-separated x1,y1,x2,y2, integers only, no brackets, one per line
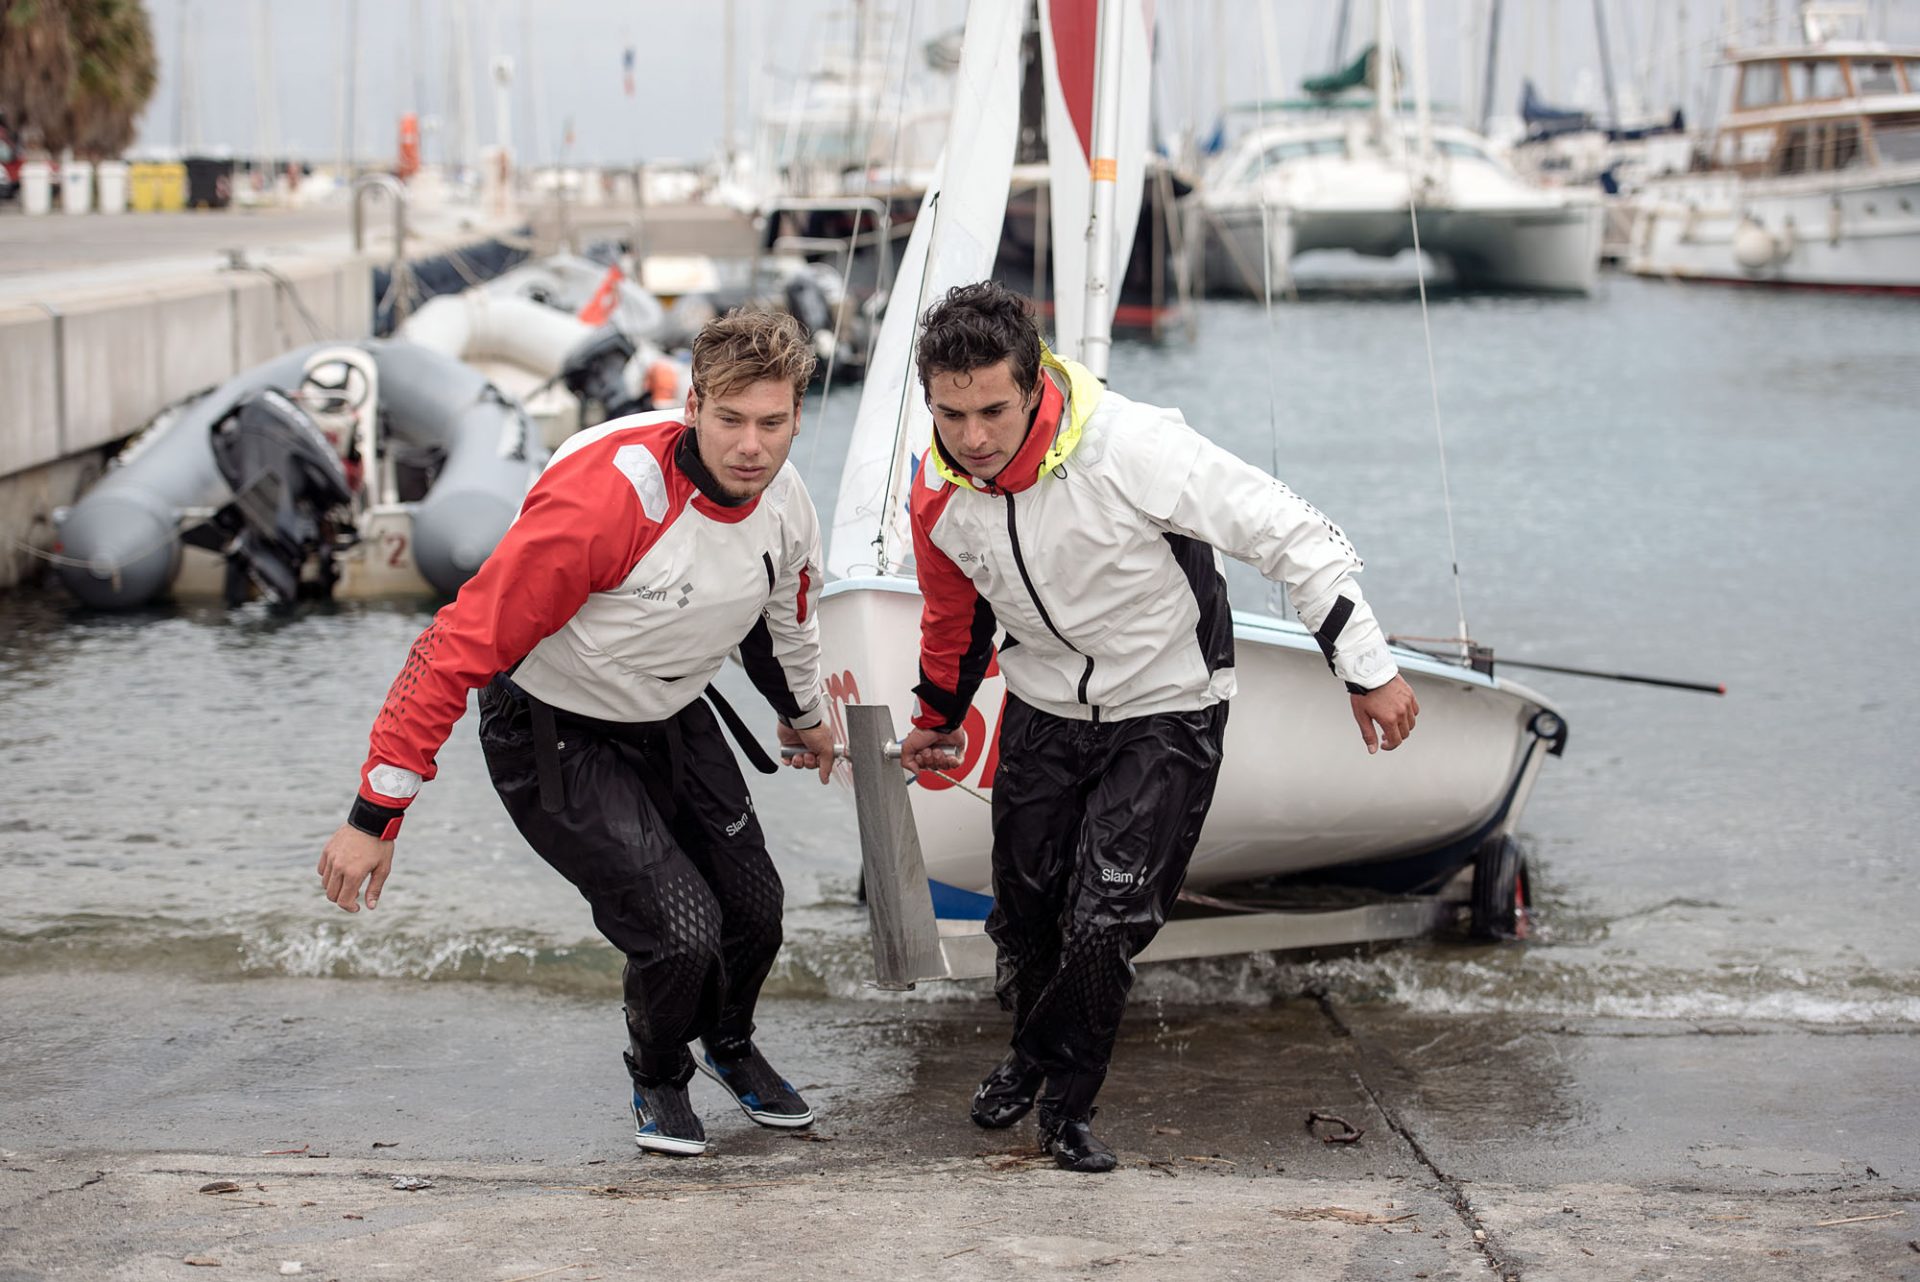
1732,217,1783,271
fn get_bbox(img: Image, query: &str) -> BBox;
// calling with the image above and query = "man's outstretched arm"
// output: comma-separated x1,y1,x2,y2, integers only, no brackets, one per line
1112,413,1418,752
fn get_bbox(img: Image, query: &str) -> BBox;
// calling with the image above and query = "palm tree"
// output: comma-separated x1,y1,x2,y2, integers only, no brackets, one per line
0,0,156,158
66,0,156,159
0,0,76,154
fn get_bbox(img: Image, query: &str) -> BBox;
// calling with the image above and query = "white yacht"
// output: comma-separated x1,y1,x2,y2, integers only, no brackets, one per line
1626,10,1920,291
1191,111,1605,294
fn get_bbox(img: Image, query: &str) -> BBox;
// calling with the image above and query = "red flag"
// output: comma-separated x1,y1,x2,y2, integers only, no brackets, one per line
577,263,624,326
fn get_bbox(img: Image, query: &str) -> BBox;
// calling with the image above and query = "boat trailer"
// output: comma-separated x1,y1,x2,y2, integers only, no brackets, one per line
839,704,1538,991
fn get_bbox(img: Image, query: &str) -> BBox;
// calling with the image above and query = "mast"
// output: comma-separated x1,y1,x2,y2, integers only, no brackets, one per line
723,0,738,171
1079,0,1127,382
453,1,478,175
520,0,543,169
343,0,360,176
1411,0,1432,163
1681,2,1697,113
1593,0,1622,133
1478,0,1502,135
1373,0,1395,147
1330,0,1354,67
411,0,427,122
251,1,277,177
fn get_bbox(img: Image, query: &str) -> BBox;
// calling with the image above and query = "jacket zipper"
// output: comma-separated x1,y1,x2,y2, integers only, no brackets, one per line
1002,493,1098,721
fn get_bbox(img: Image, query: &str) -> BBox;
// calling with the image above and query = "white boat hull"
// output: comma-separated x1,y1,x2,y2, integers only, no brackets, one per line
818,578,1563,911
1202,201,1604,294
1626,167,1920,291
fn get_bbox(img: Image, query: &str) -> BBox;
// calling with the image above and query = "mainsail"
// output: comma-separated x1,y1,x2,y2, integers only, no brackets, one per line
825,0,1156,578
1038,0,1153,363
825,2,1026,580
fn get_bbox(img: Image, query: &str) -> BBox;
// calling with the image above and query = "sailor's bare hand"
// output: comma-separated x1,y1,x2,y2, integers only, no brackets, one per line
318,824,393,912
778,721,837,783
1352,675,1419,754
900,726,966,773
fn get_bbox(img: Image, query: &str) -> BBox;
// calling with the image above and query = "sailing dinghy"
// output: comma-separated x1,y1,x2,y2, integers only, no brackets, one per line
816,0,1566,970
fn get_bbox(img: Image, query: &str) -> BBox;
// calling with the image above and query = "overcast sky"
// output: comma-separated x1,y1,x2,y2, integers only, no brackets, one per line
134,1,1920,166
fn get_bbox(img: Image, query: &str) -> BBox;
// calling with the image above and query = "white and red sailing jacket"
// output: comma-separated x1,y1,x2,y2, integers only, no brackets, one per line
910,352,1397,732
353,412,823,836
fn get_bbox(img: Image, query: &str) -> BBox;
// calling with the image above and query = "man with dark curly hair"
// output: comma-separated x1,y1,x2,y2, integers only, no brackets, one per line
317,309,836,1158
898,281,1419,1172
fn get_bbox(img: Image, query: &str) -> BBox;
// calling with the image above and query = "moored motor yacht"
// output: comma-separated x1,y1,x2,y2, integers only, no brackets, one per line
1626,5,1920,291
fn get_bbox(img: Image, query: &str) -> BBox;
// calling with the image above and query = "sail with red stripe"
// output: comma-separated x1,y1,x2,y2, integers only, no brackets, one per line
1038,0,1155,363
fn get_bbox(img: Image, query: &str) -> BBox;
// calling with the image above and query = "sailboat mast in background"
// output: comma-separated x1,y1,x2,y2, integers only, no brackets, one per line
1078,0,1128,382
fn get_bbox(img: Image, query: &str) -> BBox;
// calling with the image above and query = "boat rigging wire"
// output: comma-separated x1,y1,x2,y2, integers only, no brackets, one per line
872,185,943,576
1251,11,1295,618
1384,0,1473,658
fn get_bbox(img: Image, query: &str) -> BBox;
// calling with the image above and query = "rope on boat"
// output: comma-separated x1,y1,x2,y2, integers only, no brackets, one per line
227,258,331,343
921,767,992,805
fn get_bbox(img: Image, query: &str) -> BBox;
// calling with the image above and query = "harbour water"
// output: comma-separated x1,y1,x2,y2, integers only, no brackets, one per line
2,274,1916,1032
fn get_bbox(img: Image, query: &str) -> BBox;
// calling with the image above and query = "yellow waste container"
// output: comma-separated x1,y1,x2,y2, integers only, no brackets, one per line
154,163,187,211
127,163,160,212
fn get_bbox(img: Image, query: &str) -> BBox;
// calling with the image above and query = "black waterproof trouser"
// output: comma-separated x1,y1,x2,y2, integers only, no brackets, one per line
986,695,1228,1119
478,679,783,1089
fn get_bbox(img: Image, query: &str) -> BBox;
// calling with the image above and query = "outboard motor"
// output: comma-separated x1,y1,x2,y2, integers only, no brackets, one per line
185,389,353,604
559,326,644,426
784,273,834,342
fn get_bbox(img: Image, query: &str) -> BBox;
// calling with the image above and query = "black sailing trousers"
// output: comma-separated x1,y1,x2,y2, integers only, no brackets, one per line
985,695,1228,1119
477,681,783,1089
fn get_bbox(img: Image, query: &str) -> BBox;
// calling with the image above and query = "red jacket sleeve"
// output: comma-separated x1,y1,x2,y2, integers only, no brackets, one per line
357,443,654,809
910,484,997,732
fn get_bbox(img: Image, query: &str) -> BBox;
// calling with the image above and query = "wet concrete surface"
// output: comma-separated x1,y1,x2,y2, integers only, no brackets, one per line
1,974,1915,1281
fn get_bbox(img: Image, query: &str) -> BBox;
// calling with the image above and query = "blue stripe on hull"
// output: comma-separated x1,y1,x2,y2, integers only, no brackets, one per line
930,879,995,921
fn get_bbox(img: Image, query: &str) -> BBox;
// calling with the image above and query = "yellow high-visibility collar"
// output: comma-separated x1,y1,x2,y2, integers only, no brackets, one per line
930,342,1103,493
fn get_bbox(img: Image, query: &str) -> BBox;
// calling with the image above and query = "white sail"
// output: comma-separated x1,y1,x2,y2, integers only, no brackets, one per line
825,1,1026,581
1039,0,1155,362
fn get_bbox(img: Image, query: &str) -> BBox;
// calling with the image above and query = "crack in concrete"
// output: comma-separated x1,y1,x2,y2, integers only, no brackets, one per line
21,1168,107,1210
1313,991,1521,1282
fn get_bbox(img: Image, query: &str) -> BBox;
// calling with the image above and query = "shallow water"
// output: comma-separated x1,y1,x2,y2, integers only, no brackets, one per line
3,275,1916,1027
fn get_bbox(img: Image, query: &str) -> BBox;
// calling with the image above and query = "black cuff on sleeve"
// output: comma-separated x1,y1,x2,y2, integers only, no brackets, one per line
911,674,970,734
348,795,406,841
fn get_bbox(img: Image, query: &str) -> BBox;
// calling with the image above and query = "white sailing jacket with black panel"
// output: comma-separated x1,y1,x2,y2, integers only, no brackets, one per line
910,353,1397,732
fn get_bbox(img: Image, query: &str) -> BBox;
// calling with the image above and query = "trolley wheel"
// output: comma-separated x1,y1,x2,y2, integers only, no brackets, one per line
1469,834,1532,942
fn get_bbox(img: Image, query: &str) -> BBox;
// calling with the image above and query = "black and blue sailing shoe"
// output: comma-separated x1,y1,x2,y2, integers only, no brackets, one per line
695,1043,815,1129
631,1081,708,1156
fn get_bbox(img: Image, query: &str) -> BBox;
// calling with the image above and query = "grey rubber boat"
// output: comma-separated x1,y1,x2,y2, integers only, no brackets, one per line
55,340,545,609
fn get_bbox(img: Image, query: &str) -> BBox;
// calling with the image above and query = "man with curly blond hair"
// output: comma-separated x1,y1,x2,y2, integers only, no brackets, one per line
318,309,835,1157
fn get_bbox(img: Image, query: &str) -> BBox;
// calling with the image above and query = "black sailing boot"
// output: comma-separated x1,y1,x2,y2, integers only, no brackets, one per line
1037,1071,1117,1173
970,1049,1046,1129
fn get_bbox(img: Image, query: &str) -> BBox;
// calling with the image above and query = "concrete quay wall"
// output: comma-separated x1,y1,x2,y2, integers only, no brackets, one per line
0,258,373,589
